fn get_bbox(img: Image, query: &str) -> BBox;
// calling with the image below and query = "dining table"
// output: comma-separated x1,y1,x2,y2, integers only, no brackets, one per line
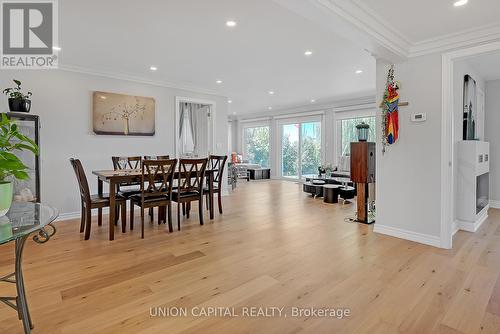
92,168,216,240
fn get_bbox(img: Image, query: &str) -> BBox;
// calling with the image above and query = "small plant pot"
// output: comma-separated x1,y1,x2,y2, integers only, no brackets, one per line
8,98,31,113
0,181,13,217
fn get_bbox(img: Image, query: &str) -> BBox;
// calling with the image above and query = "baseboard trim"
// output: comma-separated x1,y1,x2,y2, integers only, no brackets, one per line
55,207,111,222
455,209,488,233
373,224,442,248
452,221,459,236
489,200,500,209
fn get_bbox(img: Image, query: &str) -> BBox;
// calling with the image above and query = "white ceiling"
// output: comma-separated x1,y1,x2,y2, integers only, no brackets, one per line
354,0,500,44
465,51,500,82
58,0,376,115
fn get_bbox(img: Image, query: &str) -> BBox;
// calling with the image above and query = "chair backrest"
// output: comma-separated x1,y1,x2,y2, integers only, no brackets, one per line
69,158,91,203
140,159,177,201
178,158,208,194
144,155,170,160
112,156,142,170
208,155,227,187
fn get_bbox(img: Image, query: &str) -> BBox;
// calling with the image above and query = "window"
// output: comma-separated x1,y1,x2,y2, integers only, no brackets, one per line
280,120,321,179
340,116,376,156
243,126,270,167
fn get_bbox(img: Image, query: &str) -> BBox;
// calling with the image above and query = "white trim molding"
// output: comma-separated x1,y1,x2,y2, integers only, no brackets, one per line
58,65,222,97
277,0,500,61
373,224,442,249
455,207,489,233
410,22,500,57
489,200,500,209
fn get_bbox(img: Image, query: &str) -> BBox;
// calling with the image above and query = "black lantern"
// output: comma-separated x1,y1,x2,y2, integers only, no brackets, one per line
356,122,370,142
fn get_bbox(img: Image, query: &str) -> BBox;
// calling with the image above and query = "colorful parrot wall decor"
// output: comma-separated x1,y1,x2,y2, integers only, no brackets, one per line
380,65,401,154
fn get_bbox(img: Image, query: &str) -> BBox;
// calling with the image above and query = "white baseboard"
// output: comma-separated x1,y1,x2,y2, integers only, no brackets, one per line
452,221,459,236
455,208,488,233
373,224,442,248
55,207,111,222
489,200,500,209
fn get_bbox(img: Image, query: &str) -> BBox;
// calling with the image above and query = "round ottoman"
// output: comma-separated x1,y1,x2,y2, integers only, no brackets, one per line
323,184,341,203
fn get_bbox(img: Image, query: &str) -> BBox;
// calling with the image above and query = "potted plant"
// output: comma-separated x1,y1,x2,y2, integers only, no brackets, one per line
0,114,39,216
3,79,32,113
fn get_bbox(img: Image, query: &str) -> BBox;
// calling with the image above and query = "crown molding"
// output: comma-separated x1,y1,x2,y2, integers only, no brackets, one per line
409,22,500,57
234,95,376,121
297,0,500,60
57,64,223,97
311,0,410,59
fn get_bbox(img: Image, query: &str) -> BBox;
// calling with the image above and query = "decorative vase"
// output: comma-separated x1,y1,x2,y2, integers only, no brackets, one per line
0,181,13,217
356,122,370,142
8,98,31,113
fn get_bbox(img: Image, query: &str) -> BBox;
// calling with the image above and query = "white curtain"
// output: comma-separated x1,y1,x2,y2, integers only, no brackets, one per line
179,103,210,157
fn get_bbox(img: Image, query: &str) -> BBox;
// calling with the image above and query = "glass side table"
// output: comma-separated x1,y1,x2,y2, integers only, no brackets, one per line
0,202,58,334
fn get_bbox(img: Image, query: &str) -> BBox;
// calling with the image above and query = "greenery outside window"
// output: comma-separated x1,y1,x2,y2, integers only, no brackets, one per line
340,116,376,156
243,126,270,168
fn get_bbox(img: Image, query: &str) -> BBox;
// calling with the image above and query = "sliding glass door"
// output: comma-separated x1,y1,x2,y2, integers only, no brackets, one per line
281,124,299,178
301,122,321,177
280,119,321,179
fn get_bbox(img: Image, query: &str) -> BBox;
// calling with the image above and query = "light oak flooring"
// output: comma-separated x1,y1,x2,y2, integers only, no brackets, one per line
1,180,500,333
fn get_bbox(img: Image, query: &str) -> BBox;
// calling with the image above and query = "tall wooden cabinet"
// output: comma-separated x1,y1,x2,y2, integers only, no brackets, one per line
350,142,376,224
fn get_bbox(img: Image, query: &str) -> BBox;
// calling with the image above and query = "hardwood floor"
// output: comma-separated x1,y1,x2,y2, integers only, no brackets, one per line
1,180,500,333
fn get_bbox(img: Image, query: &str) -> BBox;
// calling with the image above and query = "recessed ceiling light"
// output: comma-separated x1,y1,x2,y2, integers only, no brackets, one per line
355,69,363,74
216,80,223,84
310,99,316,103
304,50,313,56
268,106,273,110
454,0,468,6
268,91,275,95
226,20,237,27
228,99,232,104
100,95,107,100
149,66,158,71
52,46,61,51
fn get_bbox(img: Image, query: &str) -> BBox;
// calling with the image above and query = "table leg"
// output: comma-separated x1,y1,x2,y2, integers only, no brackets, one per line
15,235,32,333
109,180,116,241
98,179,103,196
209,172,214,220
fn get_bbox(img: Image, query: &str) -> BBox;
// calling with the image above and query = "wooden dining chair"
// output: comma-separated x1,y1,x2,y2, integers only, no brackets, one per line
144,155,170,160
70,158,127,240
204,155,228,214
143,155,170,219
111,156,142,170
129,159,177,238
171,158,208,230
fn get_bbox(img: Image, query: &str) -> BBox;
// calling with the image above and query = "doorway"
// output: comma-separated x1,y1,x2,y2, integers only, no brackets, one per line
175,97,216,158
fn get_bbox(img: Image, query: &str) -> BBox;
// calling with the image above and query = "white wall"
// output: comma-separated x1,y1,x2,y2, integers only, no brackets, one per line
0,70,228,217
485,79,500,204
452,60,485,221
375,55,443,245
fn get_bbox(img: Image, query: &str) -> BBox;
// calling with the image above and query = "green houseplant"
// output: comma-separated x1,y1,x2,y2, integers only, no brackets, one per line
0,114,38,216
3,79,32,113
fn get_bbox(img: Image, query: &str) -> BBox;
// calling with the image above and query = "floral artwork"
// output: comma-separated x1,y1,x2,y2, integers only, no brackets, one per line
92,91,155,136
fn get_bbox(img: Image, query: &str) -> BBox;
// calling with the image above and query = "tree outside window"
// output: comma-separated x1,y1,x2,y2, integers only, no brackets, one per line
243,126,270,167
341,117,376,156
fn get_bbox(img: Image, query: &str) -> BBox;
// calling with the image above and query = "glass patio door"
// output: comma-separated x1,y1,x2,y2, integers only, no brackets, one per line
280,120,321,179
281,123,300,178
